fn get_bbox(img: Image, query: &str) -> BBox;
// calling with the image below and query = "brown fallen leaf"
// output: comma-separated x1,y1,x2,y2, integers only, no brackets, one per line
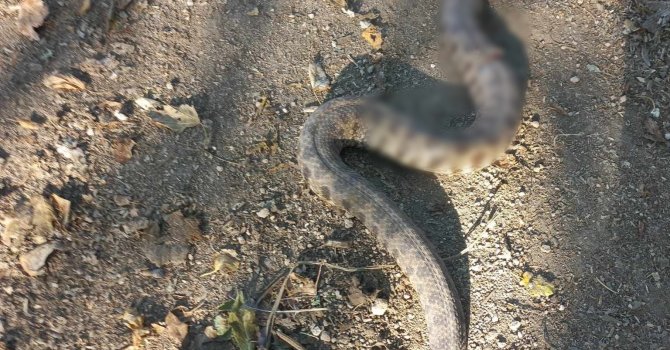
362,26,383,50
31,196,55,235
113,195,132,206
50,194,71,226
113,138,135,163
165,211,203,243
165,312,188,343
19,242,60,276
643,118,667,143
16,0,48,41
43,74,86,91
121,308,149,349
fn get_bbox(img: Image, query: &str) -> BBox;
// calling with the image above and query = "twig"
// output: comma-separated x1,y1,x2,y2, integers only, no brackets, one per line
273,330,307,350
595,277,618,294
258,261,394,349
244,304,328,314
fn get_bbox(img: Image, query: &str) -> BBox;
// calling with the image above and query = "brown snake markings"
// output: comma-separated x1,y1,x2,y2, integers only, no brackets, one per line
298,0,523,349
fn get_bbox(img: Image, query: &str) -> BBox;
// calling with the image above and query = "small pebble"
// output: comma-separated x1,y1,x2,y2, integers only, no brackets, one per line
569,76,580,83
307,13,315,19
509,320,521,332
320,331,331,342
256,208,270,218
344,218,354,228
529,121,540,128
370,298,388,316
310,324,322,336
216,166,224,172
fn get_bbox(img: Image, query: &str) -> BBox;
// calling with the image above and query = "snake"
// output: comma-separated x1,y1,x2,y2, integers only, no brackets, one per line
297,0,523,348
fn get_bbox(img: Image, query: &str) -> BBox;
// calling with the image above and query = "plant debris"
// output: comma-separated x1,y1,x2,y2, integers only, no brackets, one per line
43,74,86,91
361,26,383,49
520,271,555,297
148,104,201,132
15,0,48,41
50,194,71,226
200,249,240,277
165,311,189,343
113,138,136,163
19,242,61,276
308,57,331,92
216,291,259,350
31,196,55,235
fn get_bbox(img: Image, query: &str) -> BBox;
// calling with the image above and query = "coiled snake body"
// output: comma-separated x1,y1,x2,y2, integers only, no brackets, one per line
298,1,523,348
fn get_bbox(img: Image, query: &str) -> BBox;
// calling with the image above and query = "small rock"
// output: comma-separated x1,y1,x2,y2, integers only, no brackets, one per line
320,331,331,342
569,76,580,83
370,298,388,316
344,218,354,228
509,320,521,332
256,208,270,218
307,13,315,19
246,6,259,16
586,64,601,73
216,166,224,172
529,121,540,128
310,324,322,336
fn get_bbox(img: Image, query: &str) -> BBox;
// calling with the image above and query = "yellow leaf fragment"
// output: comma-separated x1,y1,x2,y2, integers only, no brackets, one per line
200,250,240,277
520,271,555,297
362,26,383,49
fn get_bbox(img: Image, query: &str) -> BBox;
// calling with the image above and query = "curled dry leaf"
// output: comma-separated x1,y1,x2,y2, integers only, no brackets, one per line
43,74,86,91
16,0,48,41
200,249,240,277
31,196,55,235
134,97,160,110
19,242,60,276
113,138,135,163
165,312,189,343
361,26,383,50
50,194,71,226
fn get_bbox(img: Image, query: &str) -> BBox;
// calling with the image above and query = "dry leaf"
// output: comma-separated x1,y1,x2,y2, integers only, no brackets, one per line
19,242,60,276
287,272,317,297
268,163,291,174
200,250,240,277
43,74,86,91
17,120,40,130
643,118,667,143
50,194,71,226
114,195,131,206
361,26,383,49
165,312,188,343
254,96,270,116
113,138,135,163
78,0,91,15
31,196,55,235
17,0,48,41
134,97,160,110
148,105,200,132
121,308,149,349
165,211,203,243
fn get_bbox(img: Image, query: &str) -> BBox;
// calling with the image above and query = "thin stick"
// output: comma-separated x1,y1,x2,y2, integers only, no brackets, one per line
273,330,307,350
595,277,618,294
244,305,328,314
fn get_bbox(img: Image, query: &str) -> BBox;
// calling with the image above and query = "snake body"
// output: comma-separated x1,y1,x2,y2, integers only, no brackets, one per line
298,1,522,348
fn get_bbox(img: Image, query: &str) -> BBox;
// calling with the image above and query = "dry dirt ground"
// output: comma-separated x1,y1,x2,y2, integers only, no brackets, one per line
0,0,669,349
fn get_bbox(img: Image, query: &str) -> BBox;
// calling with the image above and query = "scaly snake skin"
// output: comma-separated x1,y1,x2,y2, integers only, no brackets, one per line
298,0,523,348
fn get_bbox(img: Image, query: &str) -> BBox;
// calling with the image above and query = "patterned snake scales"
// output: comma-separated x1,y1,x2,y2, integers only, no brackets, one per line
298,0,522,348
